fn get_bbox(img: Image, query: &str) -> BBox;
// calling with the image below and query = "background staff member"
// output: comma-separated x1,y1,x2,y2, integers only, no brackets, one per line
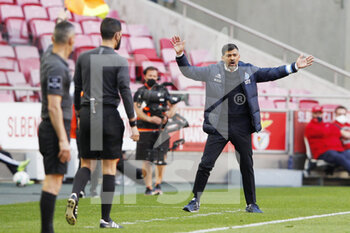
333,105,350,150
133,67,177,195
66,17,139,229
171,35,313,213
38,21,75,233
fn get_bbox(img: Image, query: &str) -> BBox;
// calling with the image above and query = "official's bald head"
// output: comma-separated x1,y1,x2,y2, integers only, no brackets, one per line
53,21,75,45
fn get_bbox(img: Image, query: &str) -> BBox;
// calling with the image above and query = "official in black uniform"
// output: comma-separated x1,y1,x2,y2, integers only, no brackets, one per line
134,67,177,195
38,21,75,233
66,18,139,229
171,36,314,213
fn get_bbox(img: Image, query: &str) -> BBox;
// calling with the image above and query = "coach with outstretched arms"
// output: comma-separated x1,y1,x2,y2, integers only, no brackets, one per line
171,36,313,213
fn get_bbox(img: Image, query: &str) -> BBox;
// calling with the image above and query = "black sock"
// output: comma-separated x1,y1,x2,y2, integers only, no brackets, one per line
101,175,115,222
72,167,91,198
40,191,56,233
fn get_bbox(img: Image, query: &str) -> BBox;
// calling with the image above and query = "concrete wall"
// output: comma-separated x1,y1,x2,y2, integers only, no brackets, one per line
108,0,350,107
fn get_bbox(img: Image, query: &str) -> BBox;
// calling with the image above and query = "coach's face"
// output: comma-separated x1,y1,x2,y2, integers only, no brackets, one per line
222,49,240,71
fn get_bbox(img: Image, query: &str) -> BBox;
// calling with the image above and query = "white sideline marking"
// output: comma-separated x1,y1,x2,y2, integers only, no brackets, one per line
186,211,350,233
121,210,240,225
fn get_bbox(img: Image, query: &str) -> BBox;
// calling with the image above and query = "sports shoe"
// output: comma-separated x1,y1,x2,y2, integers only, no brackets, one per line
65,193,78,225
153,184,163,195
183,198,200,212
17,159,30,172
144,187,153,196
245,203,263,213
100,219,123,228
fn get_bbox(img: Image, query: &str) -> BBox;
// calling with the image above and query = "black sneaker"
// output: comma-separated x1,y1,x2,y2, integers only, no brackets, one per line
144,187,153,196
245,203,263,213
183,198,200,212
153,184,163,195
65,193,78,225
100,219,123,228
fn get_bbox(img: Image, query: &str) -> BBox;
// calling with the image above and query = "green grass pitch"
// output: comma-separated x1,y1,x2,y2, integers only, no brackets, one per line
1,187,350,233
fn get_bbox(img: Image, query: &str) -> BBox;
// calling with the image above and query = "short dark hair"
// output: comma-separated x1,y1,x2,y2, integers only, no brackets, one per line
53,21,75,45
221,43,239,56
335,105,347,113
143,66,158,76
100,17,121,40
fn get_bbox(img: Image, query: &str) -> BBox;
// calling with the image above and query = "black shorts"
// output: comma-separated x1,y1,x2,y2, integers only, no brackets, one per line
38,119,71,175
136,131,169,160
79,105,124,159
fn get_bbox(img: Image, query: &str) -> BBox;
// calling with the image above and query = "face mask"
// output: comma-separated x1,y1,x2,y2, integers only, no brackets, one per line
336,115,348,124
316,116,323,122
146,79,156,87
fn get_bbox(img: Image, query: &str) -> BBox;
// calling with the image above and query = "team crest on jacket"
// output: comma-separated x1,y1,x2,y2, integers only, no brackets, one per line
244,72,251,84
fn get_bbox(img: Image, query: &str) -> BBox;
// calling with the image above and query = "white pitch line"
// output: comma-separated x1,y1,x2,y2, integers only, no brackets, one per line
186,211,350,233
121,210,240,225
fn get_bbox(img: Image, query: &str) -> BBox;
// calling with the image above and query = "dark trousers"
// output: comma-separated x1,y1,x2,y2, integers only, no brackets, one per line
193,129,256,205
0,150,18,174
319,150,350,172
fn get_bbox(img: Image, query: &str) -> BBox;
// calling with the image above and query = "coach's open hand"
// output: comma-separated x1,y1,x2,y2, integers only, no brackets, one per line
58,140,71,163
130,126,140,141
171,36,185,56
296,54,314,69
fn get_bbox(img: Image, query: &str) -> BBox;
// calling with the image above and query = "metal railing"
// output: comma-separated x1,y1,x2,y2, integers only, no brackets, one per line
178,0,350,85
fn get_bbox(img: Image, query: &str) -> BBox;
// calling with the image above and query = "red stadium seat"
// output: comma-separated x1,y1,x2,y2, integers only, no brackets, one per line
106,9,120,19
116,48,130,59
161,48,176,65
18,57,40,82
47,6,72,21
159,38,173,50
0,92,15,102
6,71,26,86
273,99,298,110
127,58,136,82
189,49,215,66
29,19,55,44
0,44,15,58
134,48,159,64
29,69,39,86
197,61,217,67
0,0,14,4
72,13,100,23
127,24,151,37
186,86,205,106
23,4,48,23
81,20,100,35
0,58,18,71
14,83,38,102
5,18,29,44
14,45,39,59
38,34,52,51
299,99,319,110
168,61,181,78
0,4,23,23
0,71,9,84
121,22,128,35
69,21,83,34
16,0,40,6
40,0,63,7
289,88,312,102
90,34,102,47
73,34,95,61
129,36,155,52
119,36,130,53
0,33,6,44
173,74,203,90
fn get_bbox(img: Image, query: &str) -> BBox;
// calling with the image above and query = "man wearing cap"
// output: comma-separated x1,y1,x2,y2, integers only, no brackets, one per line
304,105,350,172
